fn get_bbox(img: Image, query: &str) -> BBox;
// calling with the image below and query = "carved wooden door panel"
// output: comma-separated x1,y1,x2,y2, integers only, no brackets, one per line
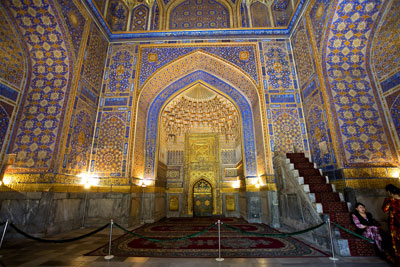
193,179,212,216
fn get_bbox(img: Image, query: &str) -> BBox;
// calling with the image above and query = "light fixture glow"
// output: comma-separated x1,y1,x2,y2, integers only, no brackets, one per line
232,180,240,188
3,176,12,185
79,173,98,189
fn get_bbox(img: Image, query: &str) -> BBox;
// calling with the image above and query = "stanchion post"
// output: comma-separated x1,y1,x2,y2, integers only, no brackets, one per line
327,218,339,261
104,219,114,260
0,219,9,258
215,220,224,262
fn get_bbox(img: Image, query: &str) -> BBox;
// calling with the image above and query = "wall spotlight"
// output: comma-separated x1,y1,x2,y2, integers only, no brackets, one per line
79,173,99,189
232,180,240,188
3,175,12,185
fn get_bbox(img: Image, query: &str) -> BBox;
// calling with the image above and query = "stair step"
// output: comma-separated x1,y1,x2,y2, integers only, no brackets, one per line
348,239,376,256
322,202,348,213
288,157,310,163
338,227,358,240
293,162,315,169
303,176,327,184
328,212,353,226
309,184,333,193
286,153,306,159
286,153,375,257
314,192,340,203
298,168,321,176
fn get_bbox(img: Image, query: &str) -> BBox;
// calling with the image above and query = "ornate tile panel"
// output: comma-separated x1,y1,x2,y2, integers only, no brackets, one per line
372,0,400,82
150,0,159,30
324,0,395,165
308,0,332,54
263,41,293,90
54,0,86,59
107,50,134,93
250,2,271,27
64,97,96,172
305,98,334,167
262,39,309,159
139,45,258,88
273,0,290,11
170,0,229,29
106,0,129,31
0,100,13,152
6,0,72,169
387,91,400,141
138,49,259,108
240,1,249,27
82,23,108,91
380,72,400,93
95,44,138,177
0,80,19,102
292,18,314,88
94,0,107,14
273,3,293,26
131,4,149,31
0,5,26,89
94,111,127,174
271,108,304,153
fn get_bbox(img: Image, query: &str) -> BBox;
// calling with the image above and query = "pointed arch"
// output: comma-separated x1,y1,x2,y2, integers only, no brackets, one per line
138,50,260,106
165,0,235,29
135,70,257,180
131,4,149,31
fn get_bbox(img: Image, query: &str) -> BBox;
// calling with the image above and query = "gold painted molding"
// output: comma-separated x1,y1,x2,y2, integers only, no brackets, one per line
342,167,400,179
332,178,400,191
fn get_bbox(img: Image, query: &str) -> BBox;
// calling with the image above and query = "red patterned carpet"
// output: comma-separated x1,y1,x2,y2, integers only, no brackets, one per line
86,217,328,258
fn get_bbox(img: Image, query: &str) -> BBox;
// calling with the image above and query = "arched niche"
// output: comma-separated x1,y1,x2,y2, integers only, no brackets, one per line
164,0,236,29
140,71,257,180
132,50,266,181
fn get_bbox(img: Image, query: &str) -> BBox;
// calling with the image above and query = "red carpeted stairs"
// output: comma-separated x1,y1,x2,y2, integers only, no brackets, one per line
286,153,376,256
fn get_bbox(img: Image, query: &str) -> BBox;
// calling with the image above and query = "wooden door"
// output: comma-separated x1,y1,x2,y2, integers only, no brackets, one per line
193,179,212,216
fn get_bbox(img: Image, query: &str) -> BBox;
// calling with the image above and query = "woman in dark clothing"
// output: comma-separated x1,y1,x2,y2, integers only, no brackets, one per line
382,184,400,260
351,202,383,251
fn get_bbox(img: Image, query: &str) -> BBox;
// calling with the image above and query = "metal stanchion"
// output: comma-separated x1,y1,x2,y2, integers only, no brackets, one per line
215,220,224,262
104,219,114,260
0,219,9,258
327,218,339,261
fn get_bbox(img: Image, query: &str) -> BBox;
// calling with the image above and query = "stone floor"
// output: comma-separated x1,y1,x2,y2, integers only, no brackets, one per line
0,226,390,266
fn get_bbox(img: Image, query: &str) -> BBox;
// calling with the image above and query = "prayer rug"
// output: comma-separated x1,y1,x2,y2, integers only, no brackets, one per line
86,217,328,258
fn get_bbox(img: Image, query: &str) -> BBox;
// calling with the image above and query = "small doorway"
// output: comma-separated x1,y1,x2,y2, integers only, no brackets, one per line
193,179,213,216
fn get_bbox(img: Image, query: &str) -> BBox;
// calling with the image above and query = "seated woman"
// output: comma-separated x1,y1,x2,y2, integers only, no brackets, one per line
351,202,383,251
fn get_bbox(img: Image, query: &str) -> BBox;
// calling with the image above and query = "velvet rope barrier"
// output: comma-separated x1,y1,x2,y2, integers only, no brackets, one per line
334,223,374,243
113,222,217,243
223,221,326,237
9,223,110,243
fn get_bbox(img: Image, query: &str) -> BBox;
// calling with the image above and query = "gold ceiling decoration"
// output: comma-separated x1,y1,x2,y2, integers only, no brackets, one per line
161,86,240,142
245,0,275,7
122,0,155,9
184,84,216,101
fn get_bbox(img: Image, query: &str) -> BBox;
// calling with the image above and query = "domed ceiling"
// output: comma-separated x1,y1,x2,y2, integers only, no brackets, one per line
161,84,240,143
84,0,306,40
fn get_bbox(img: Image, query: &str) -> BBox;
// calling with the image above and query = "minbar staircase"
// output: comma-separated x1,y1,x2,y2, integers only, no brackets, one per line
286,152,376,256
